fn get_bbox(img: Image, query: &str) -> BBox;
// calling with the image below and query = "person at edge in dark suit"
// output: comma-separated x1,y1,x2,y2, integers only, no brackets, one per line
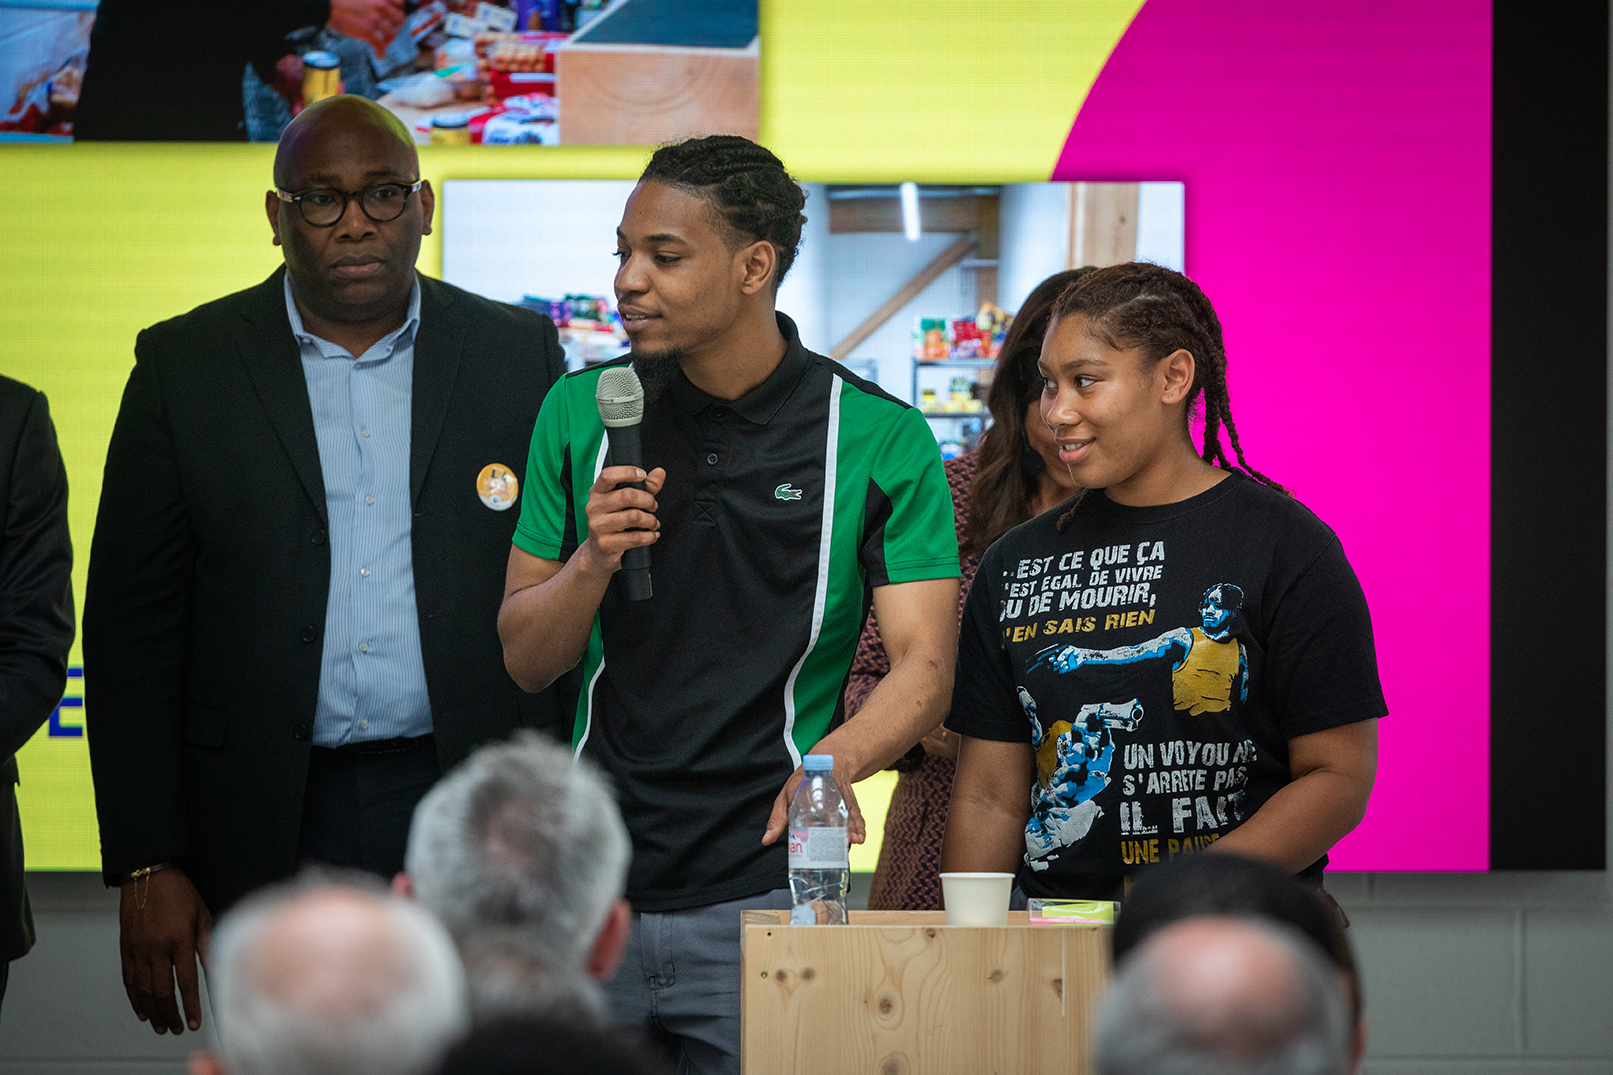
84,95,568,1038
0,376,74,1012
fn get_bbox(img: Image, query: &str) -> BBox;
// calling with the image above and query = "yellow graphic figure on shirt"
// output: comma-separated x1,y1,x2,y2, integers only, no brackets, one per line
1031,583,1249,715
1173,625,1243,714
1034,719,1075,788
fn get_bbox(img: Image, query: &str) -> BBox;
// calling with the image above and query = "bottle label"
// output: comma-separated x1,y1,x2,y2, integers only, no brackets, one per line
788,825,849,869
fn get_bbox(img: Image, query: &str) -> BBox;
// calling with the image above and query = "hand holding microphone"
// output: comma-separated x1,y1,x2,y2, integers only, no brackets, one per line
590,367,661,601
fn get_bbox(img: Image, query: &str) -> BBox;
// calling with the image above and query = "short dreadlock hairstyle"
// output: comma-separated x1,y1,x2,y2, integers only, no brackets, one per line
639,135,807,292
1050,262,1282,530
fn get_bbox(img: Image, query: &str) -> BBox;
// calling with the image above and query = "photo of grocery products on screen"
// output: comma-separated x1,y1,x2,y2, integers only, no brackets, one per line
1,0,757,145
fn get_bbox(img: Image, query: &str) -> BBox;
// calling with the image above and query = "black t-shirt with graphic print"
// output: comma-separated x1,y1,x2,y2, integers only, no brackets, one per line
947,472,1387,901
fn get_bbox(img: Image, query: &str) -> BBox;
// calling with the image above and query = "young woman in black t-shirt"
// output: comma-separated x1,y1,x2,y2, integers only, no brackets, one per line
942,263,1385,901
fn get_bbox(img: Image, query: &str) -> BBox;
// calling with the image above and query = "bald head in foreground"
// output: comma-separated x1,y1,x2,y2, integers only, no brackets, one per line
1096,917,1352,1075
189,880,468,1075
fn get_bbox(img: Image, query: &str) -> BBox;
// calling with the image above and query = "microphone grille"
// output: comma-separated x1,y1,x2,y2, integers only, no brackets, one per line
595,365,645,426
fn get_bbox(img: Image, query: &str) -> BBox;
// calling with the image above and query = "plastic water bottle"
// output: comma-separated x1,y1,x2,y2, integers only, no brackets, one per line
788,754,849,925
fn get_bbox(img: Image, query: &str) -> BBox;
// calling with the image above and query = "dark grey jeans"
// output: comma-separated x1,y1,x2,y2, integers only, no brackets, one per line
603,887,793,1075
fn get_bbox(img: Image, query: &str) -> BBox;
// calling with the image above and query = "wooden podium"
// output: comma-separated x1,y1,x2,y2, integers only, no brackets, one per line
740,910,1110,1074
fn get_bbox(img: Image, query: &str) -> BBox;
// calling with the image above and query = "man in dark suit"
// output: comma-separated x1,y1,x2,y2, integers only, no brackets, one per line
0,376,74,1011
84,96,567,1037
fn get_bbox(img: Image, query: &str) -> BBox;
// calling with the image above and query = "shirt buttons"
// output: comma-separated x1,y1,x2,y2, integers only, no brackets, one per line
358,641,369,653
365,495,375,505
360,427,371,438
359,720,369,731
360,567,370,577
706,453,719,466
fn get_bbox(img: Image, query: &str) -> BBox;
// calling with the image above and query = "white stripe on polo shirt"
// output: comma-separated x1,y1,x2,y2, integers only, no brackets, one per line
780,373,842,770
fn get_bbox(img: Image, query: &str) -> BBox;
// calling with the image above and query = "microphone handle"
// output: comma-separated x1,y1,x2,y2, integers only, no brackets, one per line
605,423,654,602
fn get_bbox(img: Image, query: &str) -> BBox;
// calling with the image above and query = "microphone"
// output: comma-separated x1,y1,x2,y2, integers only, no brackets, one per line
595,366,653,602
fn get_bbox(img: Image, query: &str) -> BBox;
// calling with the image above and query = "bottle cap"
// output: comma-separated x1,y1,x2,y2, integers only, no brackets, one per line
803,754,834,771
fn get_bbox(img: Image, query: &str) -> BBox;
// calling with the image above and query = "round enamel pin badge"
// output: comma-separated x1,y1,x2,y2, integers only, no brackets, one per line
476,463,519,511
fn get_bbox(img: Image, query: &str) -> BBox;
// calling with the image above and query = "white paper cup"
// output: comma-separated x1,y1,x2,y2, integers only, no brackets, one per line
939,872,1015,926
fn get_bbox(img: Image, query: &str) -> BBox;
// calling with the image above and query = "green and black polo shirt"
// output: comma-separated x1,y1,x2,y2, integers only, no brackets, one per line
515,314,959,912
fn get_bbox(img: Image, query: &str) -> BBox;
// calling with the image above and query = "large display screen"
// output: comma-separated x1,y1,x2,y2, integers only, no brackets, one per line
1,0,759,146
1,0,1602,874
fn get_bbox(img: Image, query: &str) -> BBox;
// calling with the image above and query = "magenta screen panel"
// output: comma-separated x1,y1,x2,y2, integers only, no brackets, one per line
1057,1,1493,870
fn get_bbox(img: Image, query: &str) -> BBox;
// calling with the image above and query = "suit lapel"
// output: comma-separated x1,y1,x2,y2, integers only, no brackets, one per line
411,276,464,503
237,269,328,523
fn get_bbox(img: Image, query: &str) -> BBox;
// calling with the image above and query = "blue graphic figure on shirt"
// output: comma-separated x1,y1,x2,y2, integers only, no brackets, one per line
1017,686,1143,871
1030,583,1249,716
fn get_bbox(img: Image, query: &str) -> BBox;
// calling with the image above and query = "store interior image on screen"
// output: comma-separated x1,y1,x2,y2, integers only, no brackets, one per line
445,179,1184,458
440,177,1186,869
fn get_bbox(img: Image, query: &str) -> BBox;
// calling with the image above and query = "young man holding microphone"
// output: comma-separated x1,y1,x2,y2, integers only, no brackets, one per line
499,136,960,1074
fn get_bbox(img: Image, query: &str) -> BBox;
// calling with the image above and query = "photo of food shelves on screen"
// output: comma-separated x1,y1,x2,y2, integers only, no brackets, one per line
2,0,757,145
442,180,1183,457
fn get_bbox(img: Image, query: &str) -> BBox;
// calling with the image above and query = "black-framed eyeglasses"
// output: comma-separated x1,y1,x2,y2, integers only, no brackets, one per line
275,181,423,227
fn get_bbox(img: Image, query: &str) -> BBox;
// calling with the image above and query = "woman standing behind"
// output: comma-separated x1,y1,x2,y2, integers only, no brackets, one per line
844,268,1091,911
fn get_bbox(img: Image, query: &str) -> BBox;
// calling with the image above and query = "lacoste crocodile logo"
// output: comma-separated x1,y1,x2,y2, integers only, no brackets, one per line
774,483,803,501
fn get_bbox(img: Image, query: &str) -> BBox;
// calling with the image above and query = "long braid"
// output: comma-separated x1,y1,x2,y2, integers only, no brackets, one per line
1055,488,1091,533
1180,285,1229,468
640,135,807,290
1047,262,1283,532
1178,283,1277,487
1210,384,1275,485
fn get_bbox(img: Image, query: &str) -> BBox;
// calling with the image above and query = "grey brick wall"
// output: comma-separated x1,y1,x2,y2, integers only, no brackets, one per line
1333,873,1613,1072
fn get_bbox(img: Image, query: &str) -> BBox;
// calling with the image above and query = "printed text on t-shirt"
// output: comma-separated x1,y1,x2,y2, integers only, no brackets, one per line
1000,542,1167,631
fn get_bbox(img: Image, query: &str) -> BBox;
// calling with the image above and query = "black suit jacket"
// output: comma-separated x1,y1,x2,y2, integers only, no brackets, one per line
85,270,567,913
0,377,75,962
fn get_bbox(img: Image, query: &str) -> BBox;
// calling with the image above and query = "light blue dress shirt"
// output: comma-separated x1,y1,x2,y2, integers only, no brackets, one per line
286,275,434,746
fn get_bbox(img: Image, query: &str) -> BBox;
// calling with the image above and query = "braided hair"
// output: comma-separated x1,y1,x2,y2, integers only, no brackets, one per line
639,135,807,292
1050,263,1280,530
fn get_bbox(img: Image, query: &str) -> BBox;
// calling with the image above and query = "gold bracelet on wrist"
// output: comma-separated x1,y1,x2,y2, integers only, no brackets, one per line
122,862,176,910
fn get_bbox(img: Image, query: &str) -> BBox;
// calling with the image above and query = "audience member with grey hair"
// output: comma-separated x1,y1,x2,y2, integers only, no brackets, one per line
398,731,632,1022
188,876,469,1075
1096,916,1352,1075
456,928,610,1025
